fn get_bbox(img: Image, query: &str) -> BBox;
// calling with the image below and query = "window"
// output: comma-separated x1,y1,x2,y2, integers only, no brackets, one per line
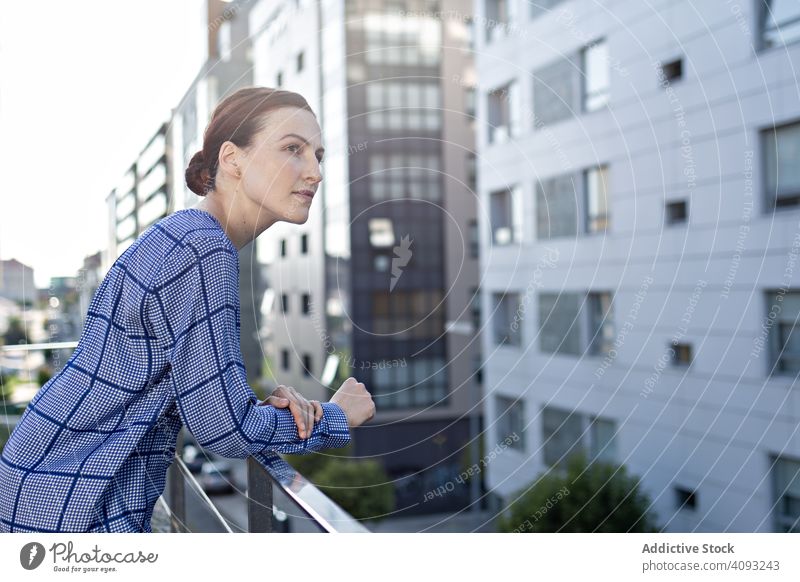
538,166,610,239
372,290,445,339
467,152,477,192
666,200,688,225
492,292,521,346
582,40,610,112
468,219,480,258
763,121,800,210
584,165,609,233
767,290,800,375
281,293,289,313
485,0,509,43
661,58,683,82
218,21,232,62
374,255,390,271
771,455,800,532
280,239,287,257
487,81,520,144
302,354,312,377
371,356,448,409
496,395,525,450
364,10,441,66
536,173,578,239
760,0,800,49
542,406,616,467
671,342,692,366
490,186,523,244
369,152,441,201
465,86,476,119
281,349,290,371
300,233,308,254
674,486,698,510
473,353,484,385
369,218,395,247
366,81,441,131
530,0,566,20
587,292,614,356
302,293,311,315
533,57,576,127
297,50,304,73
539,292,582,355
539,291,614,357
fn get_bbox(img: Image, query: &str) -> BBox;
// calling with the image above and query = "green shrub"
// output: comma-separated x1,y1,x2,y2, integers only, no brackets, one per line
312,458,395,521
498,453,659,533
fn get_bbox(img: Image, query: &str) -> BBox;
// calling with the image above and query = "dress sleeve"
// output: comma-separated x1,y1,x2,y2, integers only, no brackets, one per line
146,236,351,458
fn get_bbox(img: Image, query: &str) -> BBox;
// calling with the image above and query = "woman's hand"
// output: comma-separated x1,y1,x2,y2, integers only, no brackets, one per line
330,377,375,428
258,384,322,439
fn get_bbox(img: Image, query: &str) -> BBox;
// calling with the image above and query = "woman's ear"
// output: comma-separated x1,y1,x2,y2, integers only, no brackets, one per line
218,141,243,180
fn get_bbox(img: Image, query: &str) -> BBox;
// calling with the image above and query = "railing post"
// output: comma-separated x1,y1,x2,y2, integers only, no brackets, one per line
168,430,187,532
247,456,273,532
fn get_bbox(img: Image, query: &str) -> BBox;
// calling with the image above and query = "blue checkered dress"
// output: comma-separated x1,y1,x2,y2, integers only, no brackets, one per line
0,208,351,533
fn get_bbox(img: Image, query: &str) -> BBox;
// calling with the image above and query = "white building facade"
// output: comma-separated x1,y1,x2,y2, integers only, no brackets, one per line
477,0,800,532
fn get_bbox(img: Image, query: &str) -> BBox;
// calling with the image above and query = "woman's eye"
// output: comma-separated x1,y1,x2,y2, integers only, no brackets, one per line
288,144,302,153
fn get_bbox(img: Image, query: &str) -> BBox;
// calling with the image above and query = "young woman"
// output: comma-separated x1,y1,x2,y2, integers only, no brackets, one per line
0,87,375,533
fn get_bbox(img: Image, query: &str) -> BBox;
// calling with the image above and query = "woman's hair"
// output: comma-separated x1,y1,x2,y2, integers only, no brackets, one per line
185,87,315,196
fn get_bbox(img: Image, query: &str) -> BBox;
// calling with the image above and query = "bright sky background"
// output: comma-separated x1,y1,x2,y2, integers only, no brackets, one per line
0,0,207,288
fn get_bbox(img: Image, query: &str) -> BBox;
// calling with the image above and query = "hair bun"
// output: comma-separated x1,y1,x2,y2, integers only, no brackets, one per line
185,150,210,196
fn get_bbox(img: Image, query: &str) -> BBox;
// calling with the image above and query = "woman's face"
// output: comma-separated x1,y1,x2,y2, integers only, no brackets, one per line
238,106,324,225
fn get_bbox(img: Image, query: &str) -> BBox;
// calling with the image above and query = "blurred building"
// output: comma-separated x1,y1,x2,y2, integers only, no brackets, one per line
249,0,482,515
477,0,800,531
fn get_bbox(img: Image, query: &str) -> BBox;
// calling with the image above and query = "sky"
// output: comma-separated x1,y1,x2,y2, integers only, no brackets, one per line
0,0,207,288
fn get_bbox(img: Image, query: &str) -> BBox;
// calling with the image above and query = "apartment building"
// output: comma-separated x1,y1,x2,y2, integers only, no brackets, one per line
477,0,800,531
250,0,483,513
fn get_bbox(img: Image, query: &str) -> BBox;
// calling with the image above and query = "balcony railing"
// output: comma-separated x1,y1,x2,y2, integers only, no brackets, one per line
1,342,369,533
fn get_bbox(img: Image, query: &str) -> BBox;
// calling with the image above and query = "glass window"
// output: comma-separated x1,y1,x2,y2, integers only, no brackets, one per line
488,81,517,144
587,292,614,356
771,455,800,532
492,292,521,346
543,406,617,467
496,395,525,450
485,0,509,43
539,292,582,355
582,40,610,112
764,121,800,209
761,0,800,49
530,0,566,20
589,416,617,463
536,173,578,239
369,218,395,248
585,165,610,233
470,286,481,331
542,406,583,466
490,186,523,244
768,291,800,375
533,57,575,127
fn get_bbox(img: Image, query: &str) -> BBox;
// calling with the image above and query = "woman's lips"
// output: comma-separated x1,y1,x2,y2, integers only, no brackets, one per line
293,191,314,202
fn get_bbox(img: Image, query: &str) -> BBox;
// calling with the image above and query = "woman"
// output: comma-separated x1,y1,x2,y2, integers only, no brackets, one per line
0,87,375,533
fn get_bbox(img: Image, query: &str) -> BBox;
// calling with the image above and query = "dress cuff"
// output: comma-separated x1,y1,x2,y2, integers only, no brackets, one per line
320,402,351,449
